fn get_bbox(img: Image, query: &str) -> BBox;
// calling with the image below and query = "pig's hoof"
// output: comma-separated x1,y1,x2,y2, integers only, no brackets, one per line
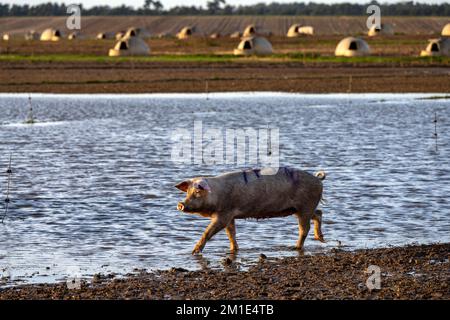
315,236,326,243
192,246,203,255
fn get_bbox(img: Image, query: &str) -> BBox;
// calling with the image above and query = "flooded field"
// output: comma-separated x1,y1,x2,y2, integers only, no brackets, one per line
0,92,449,286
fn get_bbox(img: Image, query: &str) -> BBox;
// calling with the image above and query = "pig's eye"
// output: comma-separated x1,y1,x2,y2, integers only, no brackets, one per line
193,190,202,197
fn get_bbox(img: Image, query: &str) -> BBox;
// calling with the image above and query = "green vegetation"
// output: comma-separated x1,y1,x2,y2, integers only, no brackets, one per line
416,95,450,100
0,54,237,63
0,53,448,65
280,53,450,64
24,118,36,124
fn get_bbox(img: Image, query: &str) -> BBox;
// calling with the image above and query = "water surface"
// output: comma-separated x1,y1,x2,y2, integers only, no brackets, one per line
0,92,449,285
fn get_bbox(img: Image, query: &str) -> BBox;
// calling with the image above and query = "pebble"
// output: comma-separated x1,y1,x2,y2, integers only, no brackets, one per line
222,257,233,266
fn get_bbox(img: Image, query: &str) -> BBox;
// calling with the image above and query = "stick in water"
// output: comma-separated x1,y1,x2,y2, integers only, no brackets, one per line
2,154,12,224
434,112,438,152
26,94,35,124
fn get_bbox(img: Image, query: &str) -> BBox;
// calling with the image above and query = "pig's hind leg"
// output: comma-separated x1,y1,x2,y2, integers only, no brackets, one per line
192,216,229,255
312,209,325,242
225,219,239,253
295,212,311,250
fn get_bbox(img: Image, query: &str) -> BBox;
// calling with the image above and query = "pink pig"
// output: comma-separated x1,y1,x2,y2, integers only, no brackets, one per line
176,167,326,254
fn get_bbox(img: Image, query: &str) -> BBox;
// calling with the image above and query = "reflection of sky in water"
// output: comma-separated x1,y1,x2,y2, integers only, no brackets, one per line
0,92,449,285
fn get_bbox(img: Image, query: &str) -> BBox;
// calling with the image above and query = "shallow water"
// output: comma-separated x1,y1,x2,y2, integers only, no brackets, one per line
0,92,449,285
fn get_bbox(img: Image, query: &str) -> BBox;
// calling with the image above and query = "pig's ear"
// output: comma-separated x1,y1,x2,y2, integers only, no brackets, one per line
175,180,191,192
194,179,211,192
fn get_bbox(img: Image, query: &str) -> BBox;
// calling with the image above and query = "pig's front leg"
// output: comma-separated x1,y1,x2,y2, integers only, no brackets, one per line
192,216,228,255
225,219,239,253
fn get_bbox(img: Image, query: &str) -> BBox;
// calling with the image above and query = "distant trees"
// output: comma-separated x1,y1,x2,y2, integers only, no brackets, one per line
143,0,163,13
206,0,226,14
0,1,449,17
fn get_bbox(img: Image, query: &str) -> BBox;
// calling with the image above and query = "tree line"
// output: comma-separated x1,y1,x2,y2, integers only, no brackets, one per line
0,1,449,17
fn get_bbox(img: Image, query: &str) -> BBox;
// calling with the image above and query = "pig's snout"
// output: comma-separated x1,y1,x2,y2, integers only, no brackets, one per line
177,202,185,211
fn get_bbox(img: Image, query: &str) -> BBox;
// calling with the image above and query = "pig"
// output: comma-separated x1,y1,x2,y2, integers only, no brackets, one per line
175,167,326,254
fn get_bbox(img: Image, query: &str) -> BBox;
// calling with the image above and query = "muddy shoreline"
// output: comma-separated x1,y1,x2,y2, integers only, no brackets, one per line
1,61,449,94
1,35,449,94
0,243,448,300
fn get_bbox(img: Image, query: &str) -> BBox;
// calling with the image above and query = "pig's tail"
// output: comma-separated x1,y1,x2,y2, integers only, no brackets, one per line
315,170,326,180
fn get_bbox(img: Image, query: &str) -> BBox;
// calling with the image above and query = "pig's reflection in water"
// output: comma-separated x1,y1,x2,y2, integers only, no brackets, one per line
192,254,211,271
192,251,240,271
191,249,312,273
